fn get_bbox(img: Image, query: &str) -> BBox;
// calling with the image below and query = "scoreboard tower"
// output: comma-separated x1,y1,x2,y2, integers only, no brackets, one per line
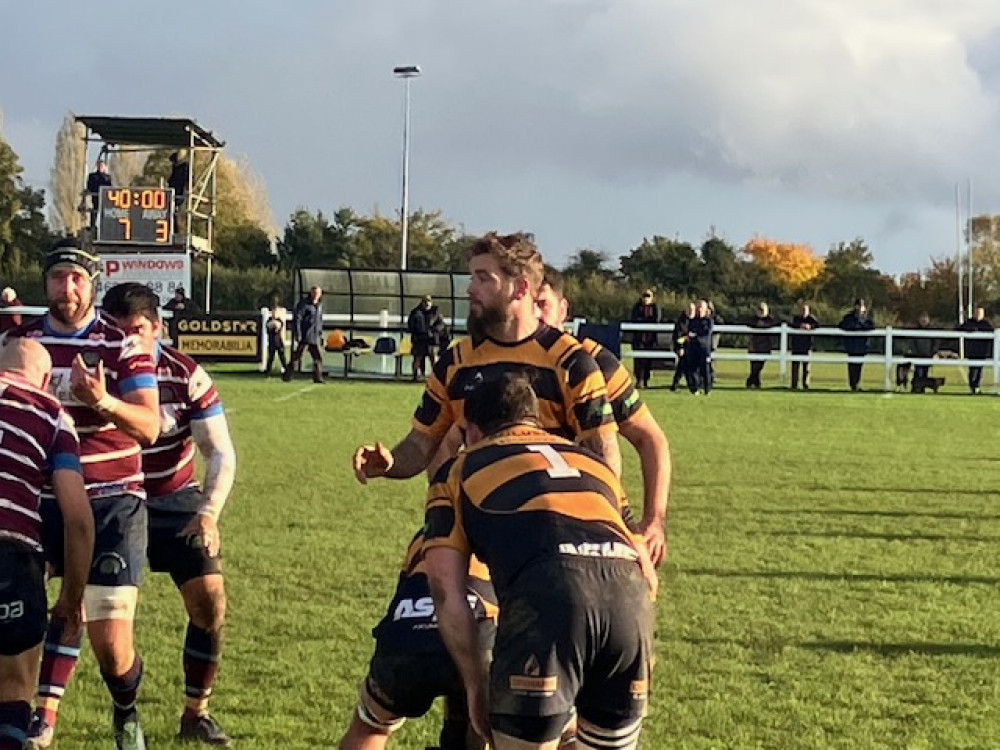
76,116,225,312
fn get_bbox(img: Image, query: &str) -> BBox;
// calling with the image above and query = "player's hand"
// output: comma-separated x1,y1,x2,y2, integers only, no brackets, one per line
634,538,660,602
352,443,393,484
70,354,107,407
466,683,492,745
640,518,667,568
178,514,222,557
50,594,84,641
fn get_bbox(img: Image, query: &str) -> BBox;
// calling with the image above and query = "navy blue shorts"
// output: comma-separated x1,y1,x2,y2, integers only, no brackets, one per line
41,495,147,587
0,542,48,656
147,506,223,587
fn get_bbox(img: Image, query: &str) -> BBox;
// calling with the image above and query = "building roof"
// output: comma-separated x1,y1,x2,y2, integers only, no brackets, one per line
75,116,225,149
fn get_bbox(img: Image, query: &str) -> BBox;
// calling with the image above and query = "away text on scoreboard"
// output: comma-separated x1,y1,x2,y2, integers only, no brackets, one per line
97,187,175,245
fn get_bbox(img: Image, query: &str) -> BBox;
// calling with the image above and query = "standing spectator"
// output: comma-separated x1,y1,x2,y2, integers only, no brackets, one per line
686,300,714,395
707,300,724,388
959,306,994,394
0,286,22,333
426,300,448,362
745,302,779,389
407,295,434,381
85,157,112,230
790,303,820,390
163,286,198,343
283,285,325,384
265,304,288,376
838,298,875,391
167,152,190,200
630,289,659,388
7,238,161,750
670,302,696,392
0,338,94,750
908,313,938,391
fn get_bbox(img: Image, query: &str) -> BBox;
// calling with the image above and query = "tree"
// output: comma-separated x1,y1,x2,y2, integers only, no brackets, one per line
743,237,824,293
816,238,892,310
620,236,699,295
970,215,1000,302
9,184,56,268
0,134,24,266
49,114,86,235
563,249,612,280
107,148,146,188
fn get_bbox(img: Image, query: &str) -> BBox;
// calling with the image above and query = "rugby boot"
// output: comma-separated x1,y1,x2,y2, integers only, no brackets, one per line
179,713,232,746
113,711,147,750
25,714,54,749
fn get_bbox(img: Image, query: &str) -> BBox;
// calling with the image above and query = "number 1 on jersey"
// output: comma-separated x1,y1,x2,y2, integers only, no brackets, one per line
528,444,582,478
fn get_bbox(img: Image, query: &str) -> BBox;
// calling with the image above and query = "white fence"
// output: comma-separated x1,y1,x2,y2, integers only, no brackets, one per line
621,323,1000,393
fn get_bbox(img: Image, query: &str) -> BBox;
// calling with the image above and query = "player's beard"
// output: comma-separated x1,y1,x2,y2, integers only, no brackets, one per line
468,295,509,341
49,292,95,328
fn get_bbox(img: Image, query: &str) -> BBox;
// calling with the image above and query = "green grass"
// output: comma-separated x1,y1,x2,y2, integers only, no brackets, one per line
47,369,1000,749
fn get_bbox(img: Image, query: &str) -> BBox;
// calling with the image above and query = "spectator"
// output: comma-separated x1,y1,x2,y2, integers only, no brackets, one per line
85,157,112,230
428,301,449,359
790,303,820,390
167,152,190,199
163,286,198,341
407,295,435,381
283,285,325,383
670,302,696,392
958,306,994,394
745,302,779,389
903,312,938,391
0,286,22,333
265,304,288,376
707,300,724,388
630,289,659,388
686,299,714,395
838,298,875,391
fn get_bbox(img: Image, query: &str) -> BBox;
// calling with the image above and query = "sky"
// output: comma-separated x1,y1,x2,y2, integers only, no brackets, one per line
3,0,1000,276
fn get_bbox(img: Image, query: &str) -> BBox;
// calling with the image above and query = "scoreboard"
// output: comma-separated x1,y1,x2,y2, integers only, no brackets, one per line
97,187,175,245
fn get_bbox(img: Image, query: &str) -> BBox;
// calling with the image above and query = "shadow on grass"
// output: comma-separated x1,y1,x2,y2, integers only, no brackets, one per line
679,568,1000,586
760,530,1000,543
680,636,1000,658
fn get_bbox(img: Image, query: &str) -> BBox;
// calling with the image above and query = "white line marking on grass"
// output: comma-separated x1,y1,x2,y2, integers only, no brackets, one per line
275,386,318,402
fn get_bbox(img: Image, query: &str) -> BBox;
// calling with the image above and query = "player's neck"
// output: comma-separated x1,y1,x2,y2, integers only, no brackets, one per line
46,308,96,335
493,310,540,343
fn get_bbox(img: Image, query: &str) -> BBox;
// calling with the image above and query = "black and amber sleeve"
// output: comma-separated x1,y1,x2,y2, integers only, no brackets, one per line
586,340,650,427
412,347,457,443
422,457,471,557
559,344,617,442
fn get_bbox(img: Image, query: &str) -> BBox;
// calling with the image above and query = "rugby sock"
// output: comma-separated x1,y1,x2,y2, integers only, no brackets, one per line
0,700,31,749
101,654,143,722
35,618,83,728
183,622,221,718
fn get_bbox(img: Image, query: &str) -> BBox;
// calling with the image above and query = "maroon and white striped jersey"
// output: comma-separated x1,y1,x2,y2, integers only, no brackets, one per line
0,373,82,552
5,312,157,501
143,344,223,502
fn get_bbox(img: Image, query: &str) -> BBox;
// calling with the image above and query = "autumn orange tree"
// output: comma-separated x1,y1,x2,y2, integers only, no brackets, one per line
743,237,824,293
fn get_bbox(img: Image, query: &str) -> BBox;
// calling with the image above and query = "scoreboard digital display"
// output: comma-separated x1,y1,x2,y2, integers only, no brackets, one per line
97,187,175,245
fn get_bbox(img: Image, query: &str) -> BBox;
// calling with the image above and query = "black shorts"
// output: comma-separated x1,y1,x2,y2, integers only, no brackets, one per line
147,507,223,587
365,648,465,720
0,542,48,656
489,559,653,743
41,494,147,587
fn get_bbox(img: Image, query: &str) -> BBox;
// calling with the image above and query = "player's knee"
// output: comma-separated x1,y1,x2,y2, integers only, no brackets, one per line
87,622,135,675
575,715,643,750
183,577,226,632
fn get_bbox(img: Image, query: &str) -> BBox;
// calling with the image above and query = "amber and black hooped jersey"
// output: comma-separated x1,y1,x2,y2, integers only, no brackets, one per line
411,324,616,444
372,528,498,654
423,426,640,595
580,338,650,427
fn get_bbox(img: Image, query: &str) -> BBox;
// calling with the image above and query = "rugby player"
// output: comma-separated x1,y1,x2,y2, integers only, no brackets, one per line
535,267,671,566
0,339,94,750
102,283,236,747
423,373,655,750
353,231,620,484
337,530,496,750
5,238,160,750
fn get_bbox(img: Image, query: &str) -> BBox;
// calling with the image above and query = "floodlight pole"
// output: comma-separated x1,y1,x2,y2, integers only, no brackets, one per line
394,65,421,271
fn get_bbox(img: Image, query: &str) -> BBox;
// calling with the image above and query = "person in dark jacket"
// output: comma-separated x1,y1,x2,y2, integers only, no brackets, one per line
283,285,325,383
630,290,660,388
265,304,288,376
904,312,938,390
85,157,112,229
707,301,724,389
408,295,435,381
686,300,714,394
745,302,779,389
958,307,994,394
670,302,695,392
790,303,819,390
838,298,875,391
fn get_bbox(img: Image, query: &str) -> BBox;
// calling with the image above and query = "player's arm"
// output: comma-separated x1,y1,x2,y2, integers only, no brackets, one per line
619,410,671,567
563,346,622,476
49,428,94,637
190,412,237,521
70,344,160,446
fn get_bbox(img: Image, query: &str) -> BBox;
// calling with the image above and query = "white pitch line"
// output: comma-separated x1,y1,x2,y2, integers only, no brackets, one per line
275,385,318,402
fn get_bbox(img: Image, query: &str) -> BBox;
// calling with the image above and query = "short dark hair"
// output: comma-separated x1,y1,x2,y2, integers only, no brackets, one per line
465,372,539,435
102,282,160,322
542,265,565,298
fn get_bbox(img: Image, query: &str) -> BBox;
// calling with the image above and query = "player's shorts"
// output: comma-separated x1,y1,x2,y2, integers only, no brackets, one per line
41,494,147,587
0,542,48,656
360,648,465,730
489,558,653,745
147,491,223,587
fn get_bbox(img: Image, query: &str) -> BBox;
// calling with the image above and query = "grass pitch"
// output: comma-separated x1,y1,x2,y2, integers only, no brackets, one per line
49,367,1000,749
